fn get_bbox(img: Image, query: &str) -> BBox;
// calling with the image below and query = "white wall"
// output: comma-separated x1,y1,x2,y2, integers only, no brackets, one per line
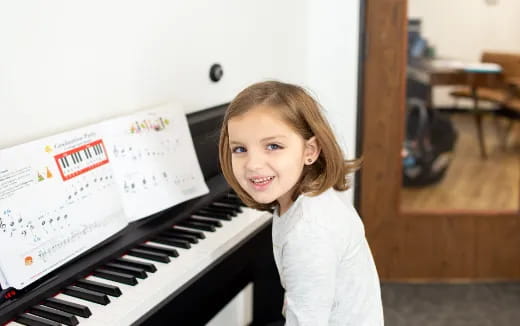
0,0,308,148
408,0,520,107
305,0,360,160
304,0,361,199
409,0,520,61
0,1,361,325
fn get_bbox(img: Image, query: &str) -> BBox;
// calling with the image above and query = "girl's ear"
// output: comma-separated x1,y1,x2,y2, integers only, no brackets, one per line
304,136,321,164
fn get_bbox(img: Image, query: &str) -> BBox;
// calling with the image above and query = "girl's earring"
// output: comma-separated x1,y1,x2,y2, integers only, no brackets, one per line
306,158,313,164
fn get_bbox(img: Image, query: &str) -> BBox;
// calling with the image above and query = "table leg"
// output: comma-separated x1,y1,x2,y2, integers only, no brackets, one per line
472,87,487,159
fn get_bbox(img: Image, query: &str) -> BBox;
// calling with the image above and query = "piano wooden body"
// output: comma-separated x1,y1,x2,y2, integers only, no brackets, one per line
0,104,284,325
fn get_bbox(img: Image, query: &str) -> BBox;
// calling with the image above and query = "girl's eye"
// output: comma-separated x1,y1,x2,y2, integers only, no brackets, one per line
232,146,246,153
267,144,282,150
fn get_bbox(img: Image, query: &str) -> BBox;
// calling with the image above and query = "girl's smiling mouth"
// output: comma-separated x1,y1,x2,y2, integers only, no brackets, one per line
249,176,275,189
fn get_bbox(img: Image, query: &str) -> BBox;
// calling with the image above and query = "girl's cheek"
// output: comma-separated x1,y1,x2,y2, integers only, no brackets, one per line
231,162,242,178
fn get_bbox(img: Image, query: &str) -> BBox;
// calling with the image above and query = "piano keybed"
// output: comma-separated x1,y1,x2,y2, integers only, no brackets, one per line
1,177,272,326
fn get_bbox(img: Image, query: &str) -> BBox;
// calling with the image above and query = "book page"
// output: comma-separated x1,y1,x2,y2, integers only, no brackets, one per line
0,268,7,289
0,125,127,289
102,102,209,222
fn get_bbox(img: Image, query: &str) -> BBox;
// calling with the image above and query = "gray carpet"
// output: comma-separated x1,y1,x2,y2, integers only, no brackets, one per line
381,282,520,326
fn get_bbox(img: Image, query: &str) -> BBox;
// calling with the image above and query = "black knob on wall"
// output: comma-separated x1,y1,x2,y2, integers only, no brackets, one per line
209,63,223,82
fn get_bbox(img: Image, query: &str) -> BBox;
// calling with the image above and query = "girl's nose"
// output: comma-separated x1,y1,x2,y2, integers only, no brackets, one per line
245,152,265,171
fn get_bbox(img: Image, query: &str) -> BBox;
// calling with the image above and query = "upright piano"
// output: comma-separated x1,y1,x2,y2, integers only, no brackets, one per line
0,104,284,326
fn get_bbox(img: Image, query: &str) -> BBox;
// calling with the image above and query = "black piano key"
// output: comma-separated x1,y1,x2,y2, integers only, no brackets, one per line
198,207,233,217
64,156,70,168
160,229,199,243
191,212,232,221
153,236,192,249
29,305,79,326
211,202,243,213
178,220,216,232
114,257,157,273
194,210,231,220
76,278,122,297
94,268,138,285
138,243,179,257
16,313,61,326
63,285,110,305
188,216,222,227
217,196,242,205
43,297,92,318
226,192,243,201
226,193,246,206
128,248,171,263
103,262,147,279
169,227,205,239
202,206,237,216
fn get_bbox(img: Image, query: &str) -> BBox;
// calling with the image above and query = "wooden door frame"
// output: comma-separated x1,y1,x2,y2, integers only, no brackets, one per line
358,0,520,280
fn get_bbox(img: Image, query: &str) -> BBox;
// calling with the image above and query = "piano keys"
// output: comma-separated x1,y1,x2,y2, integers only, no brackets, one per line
54,140,110,181
3,189,274,325
0,104,284,325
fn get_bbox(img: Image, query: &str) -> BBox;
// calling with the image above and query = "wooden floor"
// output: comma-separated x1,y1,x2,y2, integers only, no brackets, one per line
401,113,519,211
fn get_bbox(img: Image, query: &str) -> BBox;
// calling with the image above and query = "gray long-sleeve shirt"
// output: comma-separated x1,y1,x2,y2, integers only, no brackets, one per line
272,188,384,325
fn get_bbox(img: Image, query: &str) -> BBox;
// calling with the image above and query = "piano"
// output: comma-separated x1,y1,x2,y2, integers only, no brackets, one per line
0,104,284,326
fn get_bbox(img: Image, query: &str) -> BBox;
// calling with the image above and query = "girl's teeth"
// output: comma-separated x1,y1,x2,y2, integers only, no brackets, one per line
252,176,273,184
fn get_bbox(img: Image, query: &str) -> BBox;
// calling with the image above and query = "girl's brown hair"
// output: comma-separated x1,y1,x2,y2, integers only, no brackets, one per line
219,80,361,211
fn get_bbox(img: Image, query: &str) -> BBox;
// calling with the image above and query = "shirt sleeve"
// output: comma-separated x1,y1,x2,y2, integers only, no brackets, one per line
281,221,338,326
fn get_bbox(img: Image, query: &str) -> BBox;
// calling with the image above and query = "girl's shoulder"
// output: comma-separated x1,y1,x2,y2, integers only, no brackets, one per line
274,188,363,247
301,188,357,220
299,188,364,236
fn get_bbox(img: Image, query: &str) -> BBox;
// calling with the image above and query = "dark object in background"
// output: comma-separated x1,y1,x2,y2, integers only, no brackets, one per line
408,18,428,59
402,98,458,187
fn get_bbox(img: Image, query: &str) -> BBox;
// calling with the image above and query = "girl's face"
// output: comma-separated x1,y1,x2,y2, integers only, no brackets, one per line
227,105,319,214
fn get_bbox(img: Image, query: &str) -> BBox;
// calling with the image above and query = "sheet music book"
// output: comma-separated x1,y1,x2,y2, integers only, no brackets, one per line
0,102,209,289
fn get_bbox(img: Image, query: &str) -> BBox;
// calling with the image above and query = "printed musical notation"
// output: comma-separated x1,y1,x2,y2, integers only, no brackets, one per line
1,207,69,244
102,102,209,221
0,125,127,289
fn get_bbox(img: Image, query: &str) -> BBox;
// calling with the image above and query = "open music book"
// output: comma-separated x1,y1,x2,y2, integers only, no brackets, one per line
0,102,209,289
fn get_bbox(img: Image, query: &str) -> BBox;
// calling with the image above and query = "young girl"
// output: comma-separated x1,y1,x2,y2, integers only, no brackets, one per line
219,81,383,325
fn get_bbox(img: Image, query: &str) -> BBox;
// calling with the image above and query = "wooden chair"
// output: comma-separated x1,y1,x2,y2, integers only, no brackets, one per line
495,77,520,147
450,51,520,156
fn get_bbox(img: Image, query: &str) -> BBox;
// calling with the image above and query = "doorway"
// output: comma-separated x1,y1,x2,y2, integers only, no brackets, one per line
360,0,520,280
